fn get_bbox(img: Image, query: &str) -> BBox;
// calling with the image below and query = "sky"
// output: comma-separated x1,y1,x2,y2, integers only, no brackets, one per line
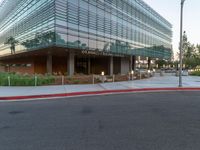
144,0,200,57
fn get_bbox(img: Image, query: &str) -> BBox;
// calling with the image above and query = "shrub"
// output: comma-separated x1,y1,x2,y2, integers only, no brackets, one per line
191,71,200,76
73,80,80,84
0,72,55,86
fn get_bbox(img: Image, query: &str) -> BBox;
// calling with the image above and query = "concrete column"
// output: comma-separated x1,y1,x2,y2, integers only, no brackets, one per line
129,56,133,72
138,56,141,69
121,57,129,75
110,56,113,76
67,52,75,76
88,58,91,75
148,57,151,70
133,56,136,71
47,53,52,74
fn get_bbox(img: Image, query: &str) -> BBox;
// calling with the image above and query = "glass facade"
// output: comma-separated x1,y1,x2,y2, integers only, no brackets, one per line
0,0,172,59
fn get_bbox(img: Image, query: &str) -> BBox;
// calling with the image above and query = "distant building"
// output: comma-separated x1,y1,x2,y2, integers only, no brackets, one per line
0,0,172,75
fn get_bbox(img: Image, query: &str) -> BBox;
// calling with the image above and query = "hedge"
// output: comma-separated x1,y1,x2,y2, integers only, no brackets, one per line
0,72,55,86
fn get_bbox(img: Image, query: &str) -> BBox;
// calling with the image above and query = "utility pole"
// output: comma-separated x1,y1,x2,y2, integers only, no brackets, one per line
179,0,186,87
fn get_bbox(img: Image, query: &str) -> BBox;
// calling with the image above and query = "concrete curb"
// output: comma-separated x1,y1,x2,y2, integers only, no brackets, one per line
1,87,200,101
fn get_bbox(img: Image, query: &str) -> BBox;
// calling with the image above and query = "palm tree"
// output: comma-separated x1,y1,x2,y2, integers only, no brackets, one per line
4,37,18,54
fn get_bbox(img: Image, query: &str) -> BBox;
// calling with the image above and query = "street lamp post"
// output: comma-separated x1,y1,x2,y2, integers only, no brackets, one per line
179,0,186,87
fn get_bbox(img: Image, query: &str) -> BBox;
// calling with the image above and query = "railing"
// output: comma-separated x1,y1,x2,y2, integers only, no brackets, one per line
0,71,155,86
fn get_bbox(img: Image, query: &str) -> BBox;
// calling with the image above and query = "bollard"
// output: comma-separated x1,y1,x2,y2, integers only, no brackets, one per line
113,75,115,82
131,70,134,80
132,74,133,80
148,70,150,78
101,72,105,83
102,76,104,83
8,76,11,86
160,70,164,76
92,74,95,84
152,69,156,77
34,76,37,86
139,71,141,80
62,76,64,85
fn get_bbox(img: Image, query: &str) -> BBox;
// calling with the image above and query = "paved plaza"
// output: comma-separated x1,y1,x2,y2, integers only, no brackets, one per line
0,73,200,98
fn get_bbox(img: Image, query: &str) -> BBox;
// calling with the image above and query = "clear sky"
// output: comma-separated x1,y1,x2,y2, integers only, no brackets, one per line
144,0,200,57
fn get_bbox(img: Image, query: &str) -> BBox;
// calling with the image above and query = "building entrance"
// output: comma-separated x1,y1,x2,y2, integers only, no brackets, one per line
75,57,89,74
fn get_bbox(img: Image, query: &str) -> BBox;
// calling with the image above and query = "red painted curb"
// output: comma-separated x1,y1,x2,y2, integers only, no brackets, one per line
1,87,200,101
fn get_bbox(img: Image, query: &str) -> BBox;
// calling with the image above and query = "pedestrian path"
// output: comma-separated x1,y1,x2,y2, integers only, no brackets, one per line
0,74,200,99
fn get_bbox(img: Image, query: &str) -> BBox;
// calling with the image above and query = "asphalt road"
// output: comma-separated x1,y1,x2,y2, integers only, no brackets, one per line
1,91,200,150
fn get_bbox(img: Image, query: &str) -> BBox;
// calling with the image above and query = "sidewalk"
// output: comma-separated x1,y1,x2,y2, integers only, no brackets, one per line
1,74,200,100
